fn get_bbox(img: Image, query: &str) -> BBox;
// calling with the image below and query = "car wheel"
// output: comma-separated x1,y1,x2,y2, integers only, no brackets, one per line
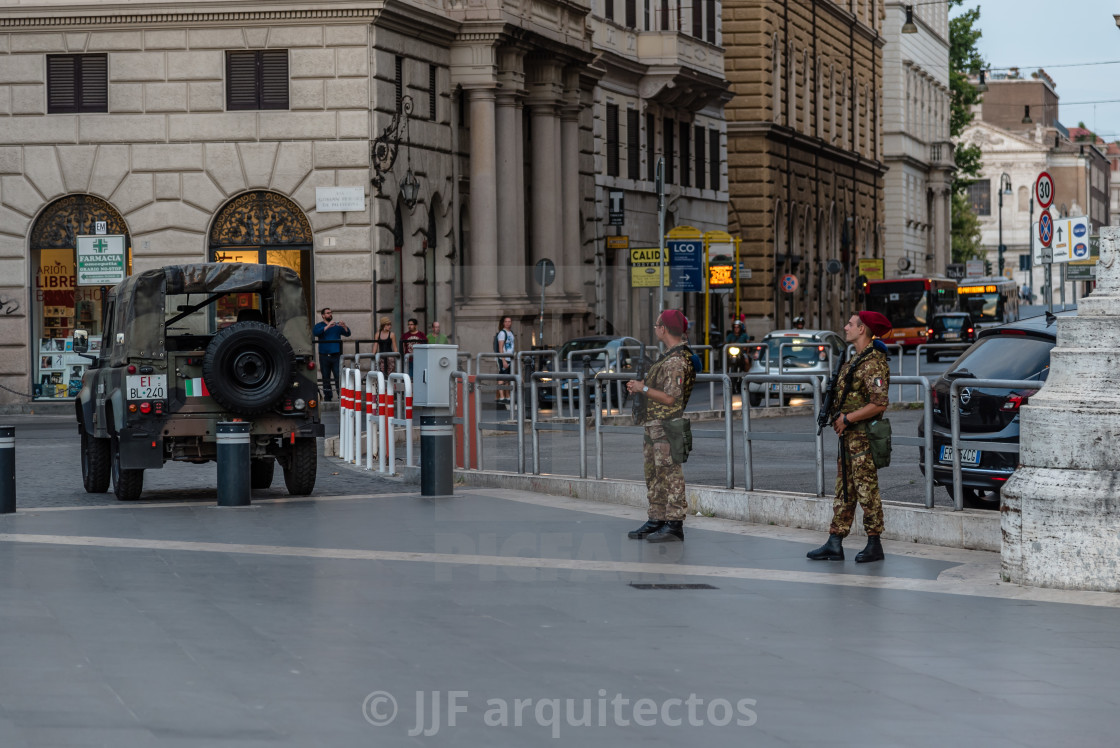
282,437,317,496
81,429,111,494
945,484,1001,510
111,436,144,501
748,392,762,407
203,321,294,416
250,457,275,490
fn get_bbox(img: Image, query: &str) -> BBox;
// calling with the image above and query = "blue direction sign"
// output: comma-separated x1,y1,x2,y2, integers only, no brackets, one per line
668,239,704,292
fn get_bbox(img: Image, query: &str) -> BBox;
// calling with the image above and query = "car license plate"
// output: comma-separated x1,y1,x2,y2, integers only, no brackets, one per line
939,445,980,466
126,374,167,400
769,383,803,393
944,332,959,340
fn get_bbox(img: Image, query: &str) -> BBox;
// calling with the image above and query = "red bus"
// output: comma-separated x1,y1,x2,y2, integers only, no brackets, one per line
863,277,958,347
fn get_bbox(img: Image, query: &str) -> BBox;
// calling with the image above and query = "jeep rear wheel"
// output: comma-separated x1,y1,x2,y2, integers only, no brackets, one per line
282,437,317,496
203,321,294,416
111,437,145,501
250,457,275,490
81,430,111,493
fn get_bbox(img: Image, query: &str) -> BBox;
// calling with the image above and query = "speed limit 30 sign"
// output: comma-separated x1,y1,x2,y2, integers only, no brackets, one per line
1035,172,1054,209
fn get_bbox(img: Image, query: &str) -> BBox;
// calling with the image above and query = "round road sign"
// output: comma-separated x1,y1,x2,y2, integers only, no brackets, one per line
1038,209,1053,248
780,274,799,294
1035,172,1054,209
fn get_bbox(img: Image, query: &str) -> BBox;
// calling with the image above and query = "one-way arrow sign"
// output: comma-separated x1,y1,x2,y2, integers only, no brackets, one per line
1056,225,1064,243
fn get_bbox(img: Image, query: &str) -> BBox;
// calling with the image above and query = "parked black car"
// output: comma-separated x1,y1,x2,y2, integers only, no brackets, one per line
925,312,977,363
918,311,1071,509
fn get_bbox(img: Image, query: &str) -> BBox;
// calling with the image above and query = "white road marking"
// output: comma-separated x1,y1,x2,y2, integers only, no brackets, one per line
0,532,1116,608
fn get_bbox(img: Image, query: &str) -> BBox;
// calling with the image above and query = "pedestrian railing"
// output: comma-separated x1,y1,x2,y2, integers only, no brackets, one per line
518,349,562,415
385,372,415,474
364,369,387,473
472,372,525,473
947,377,1040,511
475,351,520,415
740,373,826,496
530,371,587,477
591,372,736,489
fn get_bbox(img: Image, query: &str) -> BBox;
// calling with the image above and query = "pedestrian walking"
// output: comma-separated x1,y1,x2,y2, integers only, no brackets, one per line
494,316,515,407
400,318,427,379
312,307,350,401
625,309,697,543
373,316,397,377
807,310,892,563
428,321,449,344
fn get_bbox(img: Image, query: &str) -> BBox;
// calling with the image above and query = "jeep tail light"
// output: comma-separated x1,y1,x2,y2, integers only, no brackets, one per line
307,360,316,370
127,365,137,374
128,403,138,413
1002,390,1038,411
154,402,164,415
308,399,317,409
139,402,151,414
283,398,294,411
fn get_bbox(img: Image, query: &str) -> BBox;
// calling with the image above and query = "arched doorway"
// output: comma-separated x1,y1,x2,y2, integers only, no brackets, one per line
29,194,131,400
208,191,314,313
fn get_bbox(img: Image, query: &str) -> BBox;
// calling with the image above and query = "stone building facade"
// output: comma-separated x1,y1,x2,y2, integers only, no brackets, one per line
723,0,885,335
0,0,731,403
880,0,952,278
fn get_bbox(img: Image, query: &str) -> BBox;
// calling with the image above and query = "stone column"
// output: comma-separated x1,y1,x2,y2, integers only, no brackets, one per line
467,86,499,300
1002,225,1120,591
496,49,527,301
560,69,582,301
527,60,564,303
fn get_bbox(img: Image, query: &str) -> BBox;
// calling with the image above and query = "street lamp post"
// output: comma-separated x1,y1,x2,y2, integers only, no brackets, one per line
998,173,1011,277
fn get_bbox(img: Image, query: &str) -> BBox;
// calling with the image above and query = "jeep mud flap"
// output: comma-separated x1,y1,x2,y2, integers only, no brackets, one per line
118,429,164,470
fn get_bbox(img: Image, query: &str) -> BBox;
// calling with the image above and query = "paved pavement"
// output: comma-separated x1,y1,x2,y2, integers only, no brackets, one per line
2,436,1120,746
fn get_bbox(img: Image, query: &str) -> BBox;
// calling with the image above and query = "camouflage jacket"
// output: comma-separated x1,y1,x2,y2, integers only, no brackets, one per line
830,342,889,423
642,344,696,424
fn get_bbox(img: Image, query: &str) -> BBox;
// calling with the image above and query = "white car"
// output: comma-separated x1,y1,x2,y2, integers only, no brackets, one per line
745,329,846,406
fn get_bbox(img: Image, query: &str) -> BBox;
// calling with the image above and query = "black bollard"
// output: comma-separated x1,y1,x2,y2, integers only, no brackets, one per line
420,412,454,497
216,422,251,507
0,426,13,514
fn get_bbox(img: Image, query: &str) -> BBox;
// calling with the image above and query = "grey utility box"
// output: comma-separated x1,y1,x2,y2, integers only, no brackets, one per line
411,344,457,408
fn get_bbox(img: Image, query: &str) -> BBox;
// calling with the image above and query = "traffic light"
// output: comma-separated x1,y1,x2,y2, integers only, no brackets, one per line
985,260,993,276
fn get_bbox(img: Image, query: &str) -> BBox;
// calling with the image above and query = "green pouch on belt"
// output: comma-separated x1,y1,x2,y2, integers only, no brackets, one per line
866,417,892,469
662,417,693,464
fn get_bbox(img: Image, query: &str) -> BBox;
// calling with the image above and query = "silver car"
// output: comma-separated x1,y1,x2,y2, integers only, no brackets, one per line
745,329,846,406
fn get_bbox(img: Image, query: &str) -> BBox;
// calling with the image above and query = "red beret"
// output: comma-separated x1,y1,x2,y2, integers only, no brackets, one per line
658,309,688,336
858,311,892,338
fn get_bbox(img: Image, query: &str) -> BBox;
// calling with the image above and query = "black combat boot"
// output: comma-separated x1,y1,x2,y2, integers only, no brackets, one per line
628,520,665,540
854,535,884,563
646,520,684,543
806,534,844,561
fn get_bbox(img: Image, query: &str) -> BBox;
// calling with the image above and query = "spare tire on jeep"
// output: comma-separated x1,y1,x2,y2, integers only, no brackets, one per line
203,320,294,416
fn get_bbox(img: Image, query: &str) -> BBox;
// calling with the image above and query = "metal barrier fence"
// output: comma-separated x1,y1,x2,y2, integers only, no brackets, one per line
591,372,735,488
740,373,825,495
338,363,413,474
471,372,525,474
948,377,1040,511
530,371,587,477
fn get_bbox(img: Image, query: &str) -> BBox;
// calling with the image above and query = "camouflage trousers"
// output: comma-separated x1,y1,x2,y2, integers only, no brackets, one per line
830,430,885,537
643,424,687,521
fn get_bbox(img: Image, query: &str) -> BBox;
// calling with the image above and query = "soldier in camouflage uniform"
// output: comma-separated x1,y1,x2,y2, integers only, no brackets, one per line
625,309,696,543
807,311,892,563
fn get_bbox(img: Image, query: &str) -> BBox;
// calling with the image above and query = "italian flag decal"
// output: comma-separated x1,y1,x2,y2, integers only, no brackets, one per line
185,378,210,397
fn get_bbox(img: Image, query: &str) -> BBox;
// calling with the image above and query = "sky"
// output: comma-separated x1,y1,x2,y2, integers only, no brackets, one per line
951,0,1120,141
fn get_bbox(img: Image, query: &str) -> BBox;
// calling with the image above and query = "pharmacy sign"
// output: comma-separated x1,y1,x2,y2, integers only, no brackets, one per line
76,235,127,285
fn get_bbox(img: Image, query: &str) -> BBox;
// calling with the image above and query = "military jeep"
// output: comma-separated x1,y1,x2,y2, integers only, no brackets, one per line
75,263,325,501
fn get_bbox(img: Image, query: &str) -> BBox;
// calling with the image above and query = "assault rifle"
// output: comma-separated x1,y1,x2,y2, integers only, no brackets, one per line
816,356,845,436
630,342,649,425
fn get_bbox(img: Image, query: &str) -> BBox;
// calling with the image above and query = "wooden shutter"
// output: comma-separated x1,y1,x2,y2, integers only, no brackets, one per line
626,0,637,28
663,117,674,184
47,54,106,114
646,113,656,182
258,50,289,110
694,126,705,190
226,51,260,110
706,0,717,43
606,104,620,178
679,121,691,187
709,128,719,190
627,108,640,180
692,0,703,38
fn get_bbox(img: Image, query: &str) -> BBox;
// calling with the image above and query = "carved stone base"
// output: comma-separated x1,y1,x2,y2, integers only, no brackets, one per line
1001,467,1120,591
